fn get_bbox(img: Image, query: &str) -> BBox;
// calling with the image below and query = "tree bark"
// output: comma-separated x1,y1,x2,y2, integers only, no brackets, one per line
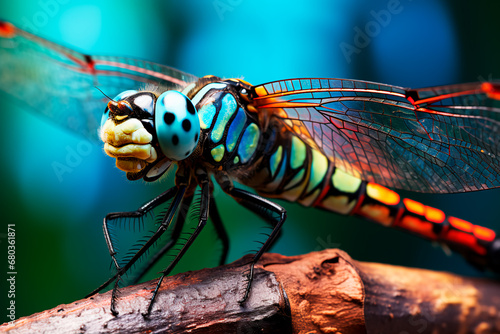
1,249,500,333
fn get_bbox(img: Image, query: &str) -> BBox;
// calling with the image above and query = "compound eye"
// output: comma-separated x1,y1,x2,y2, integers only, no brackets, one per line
131,93,155,119
100,90,138,128
113,90,139,101
155,91,200,161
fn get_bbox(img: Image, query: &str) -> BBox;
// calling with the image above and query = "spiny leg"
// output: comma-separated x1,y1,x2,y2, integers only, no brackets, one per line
137,192,230,282
86,187,179,297
105,187,181,271
146,172,211,315
209,196,229,266
110,185,186,315
86,185,187,315
130,195,194,285
226,188,286,304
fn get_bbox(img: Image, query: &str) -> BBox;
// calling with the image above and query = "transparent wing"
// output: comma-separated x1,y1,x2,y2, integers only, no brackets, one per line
253,78,500,193
0,20,198,143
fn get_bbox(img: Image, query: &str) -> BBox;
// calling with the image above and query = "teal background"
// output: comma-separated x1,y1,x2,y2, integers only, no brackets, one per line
1,0,499,322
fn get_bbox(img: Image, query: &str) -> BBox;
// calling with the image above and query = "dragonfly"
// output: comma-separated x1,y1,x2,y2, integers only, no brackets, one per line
1,20,500,316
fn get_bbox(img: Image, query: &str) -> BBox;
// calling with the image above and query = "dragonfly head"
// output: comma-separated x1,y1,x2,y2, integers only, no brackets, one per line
101,90,200,166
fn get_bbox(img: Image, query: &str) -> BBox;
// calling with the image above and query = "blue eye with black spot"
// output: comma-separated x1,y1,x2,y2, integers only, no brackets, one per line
154,91,200,161
100,90,138,128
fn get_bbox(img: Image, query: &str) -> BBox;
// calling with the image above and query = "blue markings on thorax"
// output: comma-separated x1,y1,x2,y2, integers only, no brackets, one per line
199,104,216,129
227,108,247,152
191,82,227,106
211,144,225,162
195,87,260,165
238,123,260,163
211,93,237,143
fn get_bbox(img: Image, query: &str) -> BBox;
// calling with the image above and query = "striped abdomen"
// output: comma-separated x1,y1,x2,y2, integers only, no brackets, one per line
250,130,497,267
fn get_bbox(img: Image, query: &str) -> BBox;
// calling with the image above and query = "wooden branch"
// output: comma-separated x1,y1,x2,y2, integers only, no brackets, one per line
2,249,500,333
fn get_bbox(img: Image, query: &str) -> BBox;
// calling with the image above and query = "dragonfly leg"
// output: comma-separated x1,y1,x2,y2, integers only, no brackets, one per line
129,194,194,285
86,187,179,297
225,187,286,304
86,185,187,316
135,192,229,286
103,187,179,271
145,172,211,316
209,196,230,266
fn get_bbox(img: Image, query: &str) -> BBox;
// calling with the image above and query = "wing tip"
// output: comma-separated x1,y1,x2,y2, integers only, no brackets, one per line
0,20,15,38
481,82,500,100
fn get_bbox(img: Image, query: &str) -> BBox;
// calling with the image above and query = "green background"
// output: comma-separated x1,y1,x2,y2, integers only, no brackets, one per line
1,0,500,322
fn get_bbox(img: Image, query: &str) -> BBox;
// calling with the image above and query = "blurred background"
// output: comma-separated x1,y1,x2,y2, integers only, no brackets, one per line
1,0,499,322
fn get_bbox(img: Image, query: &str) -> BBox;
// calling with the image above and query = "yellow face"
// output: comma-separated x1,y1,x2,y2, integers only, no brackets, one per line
100,116,157,173
99,90,160,176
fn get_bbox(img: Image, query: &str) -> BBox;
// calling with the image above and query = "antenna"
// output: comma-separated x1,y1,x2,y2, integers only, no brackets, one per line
95,86,113,101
